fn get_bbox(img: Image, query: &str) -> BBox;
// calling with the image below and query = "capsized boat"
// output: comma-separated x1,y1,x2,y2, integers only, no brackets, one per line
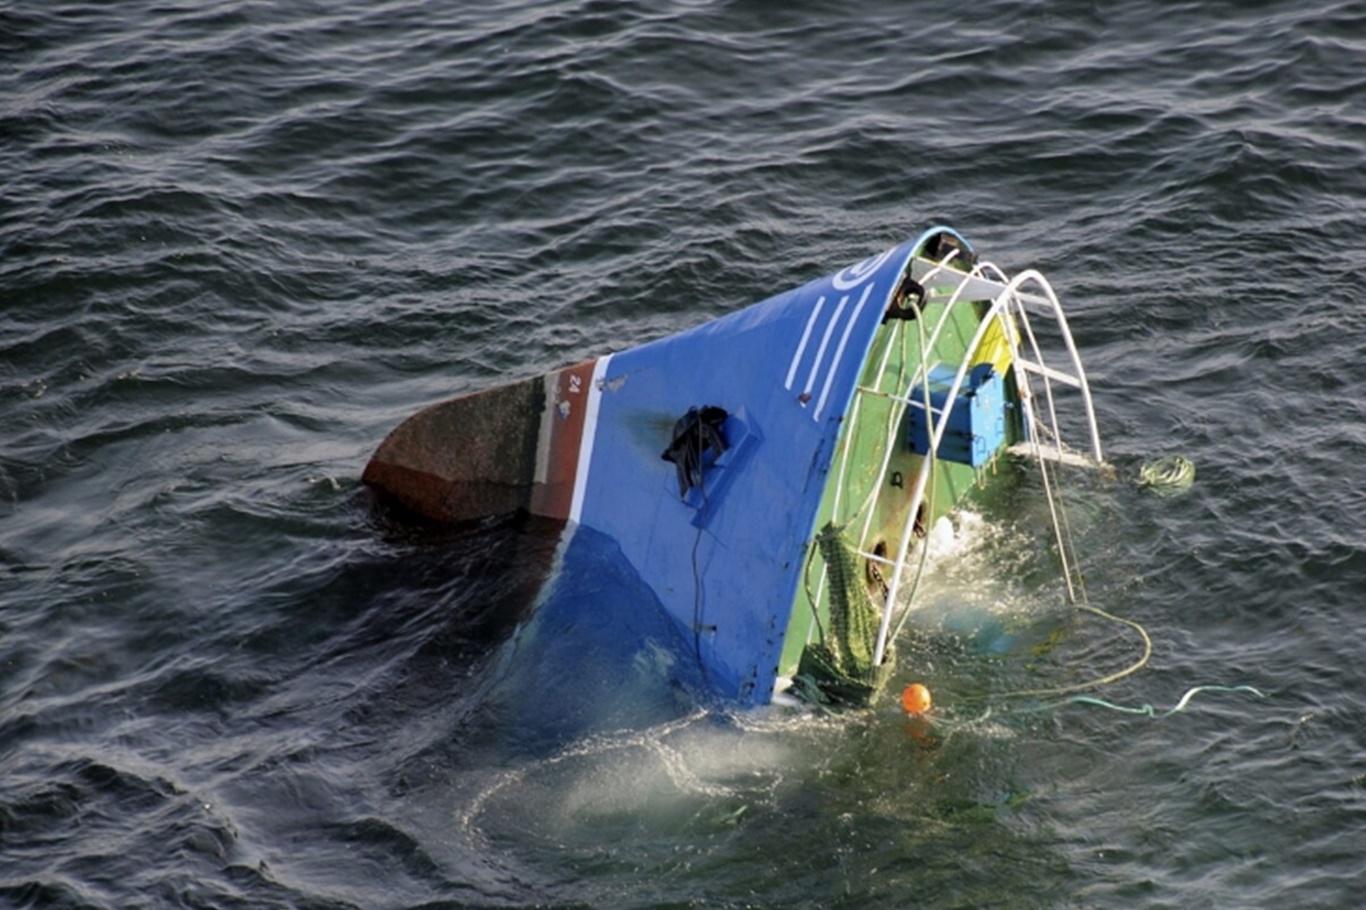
363,227,1105,707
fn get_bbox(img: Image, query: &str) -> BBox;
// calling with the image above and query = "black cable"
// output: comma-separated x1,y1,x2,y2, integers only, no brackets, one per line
690,416,709,678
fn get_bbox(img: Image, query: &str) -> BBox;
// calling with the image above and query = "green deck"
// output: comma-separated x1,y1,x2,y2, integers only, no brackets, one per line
781,291,1017,690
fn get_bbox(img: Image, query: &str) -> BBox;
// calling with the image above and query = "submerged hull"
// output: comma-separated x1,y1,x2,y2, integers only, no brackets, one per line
364,227,1103,706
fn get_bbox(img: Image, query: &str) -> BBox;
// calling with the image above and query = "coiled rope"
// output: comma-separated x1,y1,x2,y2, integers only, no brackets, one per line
1138,455,1196,495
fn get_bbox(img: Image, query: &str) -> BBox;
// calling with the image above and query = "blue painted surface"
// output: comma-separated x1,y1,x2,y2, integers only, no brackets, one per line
482,525,705,749
907,363,1009,468
567,230,965,704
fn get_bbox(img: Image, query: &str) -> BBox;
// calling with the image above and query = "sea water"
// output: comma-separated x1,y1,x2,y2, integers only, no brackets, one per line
3,1,1363,907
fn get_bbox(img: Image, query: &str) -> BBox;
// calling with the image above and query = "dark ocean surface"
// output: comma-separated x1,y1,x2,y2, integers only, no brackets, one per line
3,1,1364,907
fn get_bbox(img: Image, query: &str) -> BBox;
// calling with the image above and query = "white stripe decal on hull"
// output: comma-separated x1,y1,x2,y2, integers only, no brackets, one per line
784,295,825,390
803,293,848,400
814,282,875,420
569,354,612,525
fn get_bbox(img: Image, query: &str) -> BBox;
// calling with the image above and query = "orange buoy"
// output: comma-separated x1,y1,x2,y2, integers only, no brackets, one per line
901,682,933,715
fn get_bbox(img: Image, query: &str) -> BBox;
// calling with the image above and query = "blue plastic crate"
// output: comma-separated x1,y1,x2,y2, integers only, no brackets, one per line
906,363,1007,467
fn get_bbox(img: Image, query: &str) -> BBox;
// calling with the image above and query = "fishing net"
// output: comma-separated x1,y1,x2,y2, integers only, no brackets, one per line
795,522,893,706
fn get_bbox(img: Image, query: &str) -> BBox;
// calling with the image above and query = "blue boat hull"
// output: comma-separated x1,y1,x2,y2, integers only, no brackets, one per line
364,227,1104,706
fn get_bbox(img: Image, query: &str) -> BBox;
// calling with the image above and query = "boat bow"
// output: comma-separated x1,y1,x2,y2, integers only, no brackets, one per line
364,227,1105,706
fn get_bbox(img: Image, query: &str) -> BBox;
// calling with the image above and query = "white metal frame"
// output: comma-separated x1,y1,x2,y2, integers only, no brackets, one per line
817,249,1105,669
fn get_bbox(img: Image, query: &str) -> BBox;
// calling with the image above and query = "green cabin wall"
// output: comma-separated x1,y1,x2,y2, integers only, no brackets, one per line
779,295,1008,678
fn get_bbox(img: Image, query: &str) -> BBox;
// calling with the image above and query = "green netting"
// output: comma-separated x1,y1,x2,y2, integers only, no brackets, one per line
795,522,893,706
1138,455,1195,495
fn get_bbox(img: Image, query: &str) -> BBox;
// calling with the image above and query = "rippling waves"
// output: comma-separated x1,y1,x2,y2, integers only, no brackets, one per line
2,0,1364,907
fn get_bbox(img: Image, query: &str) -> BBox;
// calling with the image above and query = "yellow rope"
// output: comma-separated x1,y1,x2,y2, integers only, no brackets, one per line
970,601,1152,702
